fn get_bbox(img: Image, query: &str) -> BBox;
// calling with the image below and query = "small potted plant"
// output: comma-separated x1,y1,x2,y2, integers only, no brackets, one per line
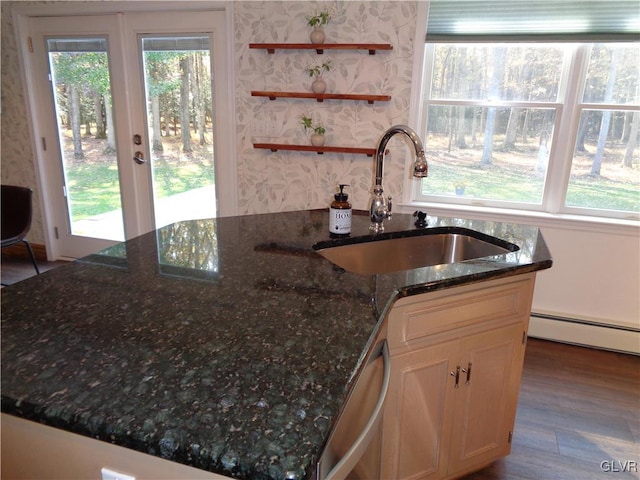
300,115,326,147
454,179,467,195
305,60,332,94
306,10,330,44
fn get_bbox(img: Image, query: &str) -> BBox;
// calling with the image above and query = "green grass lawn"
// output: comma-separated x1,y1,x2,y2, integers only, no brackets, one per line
565,175,639,212
66,158,214,220
66,164,122,219
423,161,639,213
421,136,639,214
62,131,215,221
423,161,545,203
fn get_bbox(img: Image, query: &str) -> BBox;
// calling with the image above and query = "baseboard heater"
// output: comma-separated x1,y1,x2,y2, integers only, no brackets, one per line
529,312,640,356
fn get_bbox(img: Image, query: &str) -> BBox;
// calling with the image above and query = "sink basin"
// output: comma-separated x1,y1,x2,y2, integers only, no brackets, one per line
314,231,519,275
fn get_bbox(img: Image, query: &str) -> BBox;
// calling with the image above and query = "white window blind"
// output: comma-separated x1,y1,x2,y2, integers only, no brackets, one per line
426,0,640,42
142,36,210,52
47,38,107,52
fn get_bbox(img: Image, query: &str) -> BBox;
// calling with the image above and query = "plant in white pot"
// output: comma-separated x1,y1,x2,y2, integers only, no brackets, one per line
305,60,332,94
300,115,326,147
306,10,330,44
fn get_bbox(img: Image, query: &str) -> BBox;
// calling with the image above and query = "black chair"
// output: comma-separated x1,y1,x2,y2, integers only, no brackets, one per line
1,185,40,275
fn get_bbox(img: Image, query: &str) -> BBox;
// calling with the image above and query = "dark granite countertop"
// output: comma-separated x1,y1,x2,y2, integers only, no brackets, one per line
1,209,551,479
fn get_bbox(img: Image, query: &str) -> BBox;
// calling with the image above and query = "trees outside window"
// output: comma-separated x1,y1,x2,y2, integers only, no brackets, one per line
48,38,214,224
566,44,639,213
417,42,639,219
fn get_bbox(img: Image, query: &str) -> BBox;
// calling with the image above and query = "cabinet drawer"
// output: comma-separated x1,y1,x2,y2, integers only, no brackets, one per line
387,275,535,349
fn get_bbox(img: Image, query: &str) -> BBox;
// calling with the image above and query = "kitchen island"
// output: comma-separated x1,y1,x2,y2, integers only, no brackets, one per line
1,210,552,479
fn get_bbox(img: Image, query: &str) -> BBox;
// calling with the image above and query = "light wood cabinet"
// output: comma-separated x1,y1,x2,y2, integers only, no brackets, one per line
380,274,535,480
381,337,456,479
447,323,525,476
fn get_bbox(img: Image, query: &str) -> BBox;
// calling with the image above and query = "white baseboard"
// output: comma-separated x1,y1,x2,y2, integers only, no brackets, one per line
529,314,640,355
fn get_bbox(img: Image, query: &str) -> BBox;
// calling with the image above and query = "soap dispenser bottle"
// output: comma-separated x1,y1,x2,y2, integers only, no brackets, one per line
330,184,352,237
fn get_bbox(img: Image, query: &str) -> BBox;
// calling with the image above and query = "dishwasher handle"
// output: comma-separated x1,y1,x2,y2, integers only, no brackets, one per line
324,340,391,480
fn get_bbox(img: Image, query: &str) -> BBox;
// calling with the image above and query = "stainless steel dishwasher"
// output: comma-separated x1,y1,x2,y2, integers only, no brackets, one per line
315,338,390,480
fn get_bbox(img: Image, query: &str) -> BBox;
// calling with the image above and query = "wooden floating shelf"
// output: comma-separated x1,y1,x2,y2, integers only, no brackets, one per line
253,143,376,157
249,43,393,55
251,91,391,104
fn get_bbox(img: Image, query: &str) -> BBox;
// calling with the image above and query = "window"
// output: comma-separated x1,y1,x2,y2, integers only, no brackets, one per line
565,44,639,214
415,2,640,221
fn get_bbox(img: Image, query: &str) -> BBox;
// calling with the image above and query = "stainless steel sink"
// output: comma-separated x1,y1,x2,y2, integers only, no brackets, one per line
314,231,518,275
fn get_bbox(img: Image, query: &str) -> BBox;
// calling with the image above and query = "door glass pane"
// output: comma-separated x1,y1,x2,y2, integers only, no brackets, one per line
47,37,125,241
141,36,216,229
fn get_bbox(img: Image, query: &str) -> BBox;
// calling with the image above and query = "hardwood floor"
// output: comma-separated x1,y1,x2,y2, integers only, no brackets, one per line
1,257,638,479
465,338,640,480
0,253,69,286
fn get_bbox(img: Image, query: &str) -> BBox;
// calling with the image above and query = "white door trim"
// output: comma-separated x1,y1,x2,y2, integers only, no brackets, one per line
12,2,237,259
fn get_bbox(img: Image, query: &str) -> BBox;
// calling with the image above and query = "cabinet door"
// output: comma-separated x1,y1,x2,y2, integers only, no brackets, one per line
380,340,458,480
448,323,525,476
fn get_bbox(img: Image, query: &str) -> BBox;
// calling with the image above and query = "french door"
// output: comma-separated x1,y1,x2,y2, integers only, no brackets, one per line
26,10,232,259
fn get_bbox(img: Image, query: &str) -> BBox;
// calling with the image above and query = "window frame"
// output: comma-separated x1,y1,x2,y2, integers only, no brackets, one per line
411,41,640,222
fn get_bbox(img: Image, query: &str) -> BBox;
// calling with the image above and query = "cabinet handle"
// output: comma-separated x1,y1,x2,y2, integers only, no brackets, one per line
450,366,460,388
324,340,390,480
462,362,472,385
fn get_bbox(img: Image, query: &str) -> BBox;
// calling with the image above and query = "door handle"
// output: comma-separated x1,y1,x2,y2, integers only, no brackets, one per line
324,340,390,480
133,151,146,165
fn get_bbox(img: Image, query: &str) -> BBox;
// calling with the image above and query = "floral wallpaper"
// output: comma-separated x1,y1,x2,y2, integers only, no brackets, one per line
0,1,418,245
1,1,44,243
234,1,418,214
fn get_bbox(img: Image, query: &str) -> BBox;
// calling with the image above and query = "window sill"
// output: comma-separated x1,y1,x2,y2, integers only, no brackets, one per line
397,201,640,237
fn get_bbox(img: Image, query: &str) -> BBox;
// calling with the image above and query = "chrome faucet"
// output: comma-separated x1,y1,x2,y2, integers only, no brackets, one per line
369,125,428,233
